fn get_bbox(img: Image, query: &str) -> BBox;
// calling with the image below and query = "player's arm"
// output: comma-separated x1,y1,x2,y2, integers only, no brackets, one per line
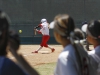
34,24,42,29
34,29,41,34
34,24,42,34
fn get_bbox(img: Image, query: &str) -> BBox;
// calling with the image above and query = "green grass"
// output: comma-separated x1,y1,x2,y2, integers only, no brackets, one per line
34,62,56,75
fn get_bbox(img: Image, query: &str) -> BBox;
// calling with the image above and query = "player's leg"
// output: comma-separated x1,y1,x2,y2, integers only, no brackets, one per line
47,45,55,52
35,46,43,51
43,35,55,52
32,36,44,53
43,35,49,47
32,46,43,53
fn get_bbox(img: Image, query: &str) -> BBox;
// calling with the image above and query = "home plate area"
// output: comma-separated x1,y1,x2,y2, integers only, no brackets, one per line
40,51,50,54
7,45,93,66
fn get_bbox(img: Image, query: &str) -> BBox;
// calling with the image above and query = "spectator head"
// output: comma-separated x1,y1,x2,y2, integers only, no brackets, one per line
0,10,10,56
86,20,100,44
74,28,85,40
53,14,75,44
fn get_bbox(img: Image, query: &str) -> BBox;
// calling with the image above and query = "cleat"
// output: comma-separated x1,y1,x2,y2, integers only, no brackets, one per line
51,48,55,52
32,51,38,53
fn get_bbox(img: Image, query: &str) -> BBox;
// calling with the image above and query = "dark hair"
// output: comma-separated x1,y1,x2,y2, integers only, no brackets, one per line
54,14,75,38
87,20,100,42
74,28,85,40
0,11,10,56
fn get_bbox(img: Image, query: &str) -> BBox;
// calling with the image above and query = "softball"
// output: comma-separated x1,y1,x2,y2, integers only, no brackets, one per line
19,30,22,33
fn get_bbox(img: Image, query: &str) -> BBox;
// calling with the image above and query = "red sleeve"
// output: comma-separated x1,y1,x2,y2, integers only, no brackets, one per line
39,24,42,27
37,30,41,34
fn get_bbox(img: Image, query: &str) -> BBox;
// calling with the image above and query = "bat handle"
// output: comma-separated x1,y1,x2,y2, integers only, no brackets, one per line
34,29,37,35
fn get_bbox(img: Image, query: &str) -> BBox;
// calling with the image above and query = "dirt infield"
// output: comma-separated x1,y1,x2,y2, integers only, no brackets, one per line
7,45,94,67
7,45,63,67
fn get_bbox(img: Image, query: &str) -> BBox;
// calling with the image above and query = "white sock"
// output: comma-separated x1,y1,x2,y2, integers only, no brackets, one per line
47,45,53,49
36,46,43,51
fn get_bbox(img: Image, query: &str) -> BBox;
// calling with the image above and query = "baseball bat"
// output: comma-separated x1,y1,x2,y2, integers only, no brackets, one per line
34,29,37,35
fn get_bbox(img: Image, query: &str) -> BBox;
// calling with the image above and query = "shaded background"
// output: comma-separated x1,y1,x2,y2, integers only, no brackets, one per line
0,0,100,44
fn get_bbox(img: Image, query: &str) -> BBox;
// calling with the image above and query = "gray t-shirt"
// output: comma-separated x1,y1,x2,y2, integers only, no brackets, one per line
54,44,80,75
88,45,100,75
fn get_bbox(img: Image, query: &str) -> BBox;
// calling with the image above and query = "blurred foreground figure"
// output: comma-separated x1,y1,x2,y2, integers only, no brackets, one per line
53,14,96,75
53,14,80,75
85,20,100,75
0,11,39,75
0,11,28,75
74,28,85,40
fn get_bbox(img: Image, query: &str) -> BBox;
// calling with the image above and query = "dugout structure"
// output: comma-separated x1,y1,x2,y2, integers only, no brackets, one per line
0,0,100,44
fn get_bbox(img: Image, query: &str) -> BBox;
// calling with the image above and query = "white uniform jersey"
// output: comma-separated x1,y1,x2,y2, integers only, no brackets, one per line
54,44,81,75
40,22,49,35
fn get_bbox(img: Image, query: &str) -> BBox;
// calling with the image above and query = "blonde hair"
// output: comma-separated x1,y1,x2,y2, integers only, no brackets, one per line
54,14,75,37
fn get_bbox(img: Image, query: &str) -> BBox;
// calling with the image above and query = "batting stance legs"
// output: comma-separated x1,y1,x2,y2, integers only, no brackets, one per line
32,35,55,53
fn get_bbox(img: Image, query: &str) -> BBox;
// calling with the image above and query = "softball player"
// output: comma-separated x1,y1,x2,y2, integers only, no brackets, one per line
53,14,82,75
32,18,55,53
84,20,100,75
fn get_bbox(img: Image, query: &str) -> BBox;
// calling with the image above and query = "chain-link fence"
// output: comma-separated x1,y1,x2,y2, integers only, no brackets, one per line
0,0,100,44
